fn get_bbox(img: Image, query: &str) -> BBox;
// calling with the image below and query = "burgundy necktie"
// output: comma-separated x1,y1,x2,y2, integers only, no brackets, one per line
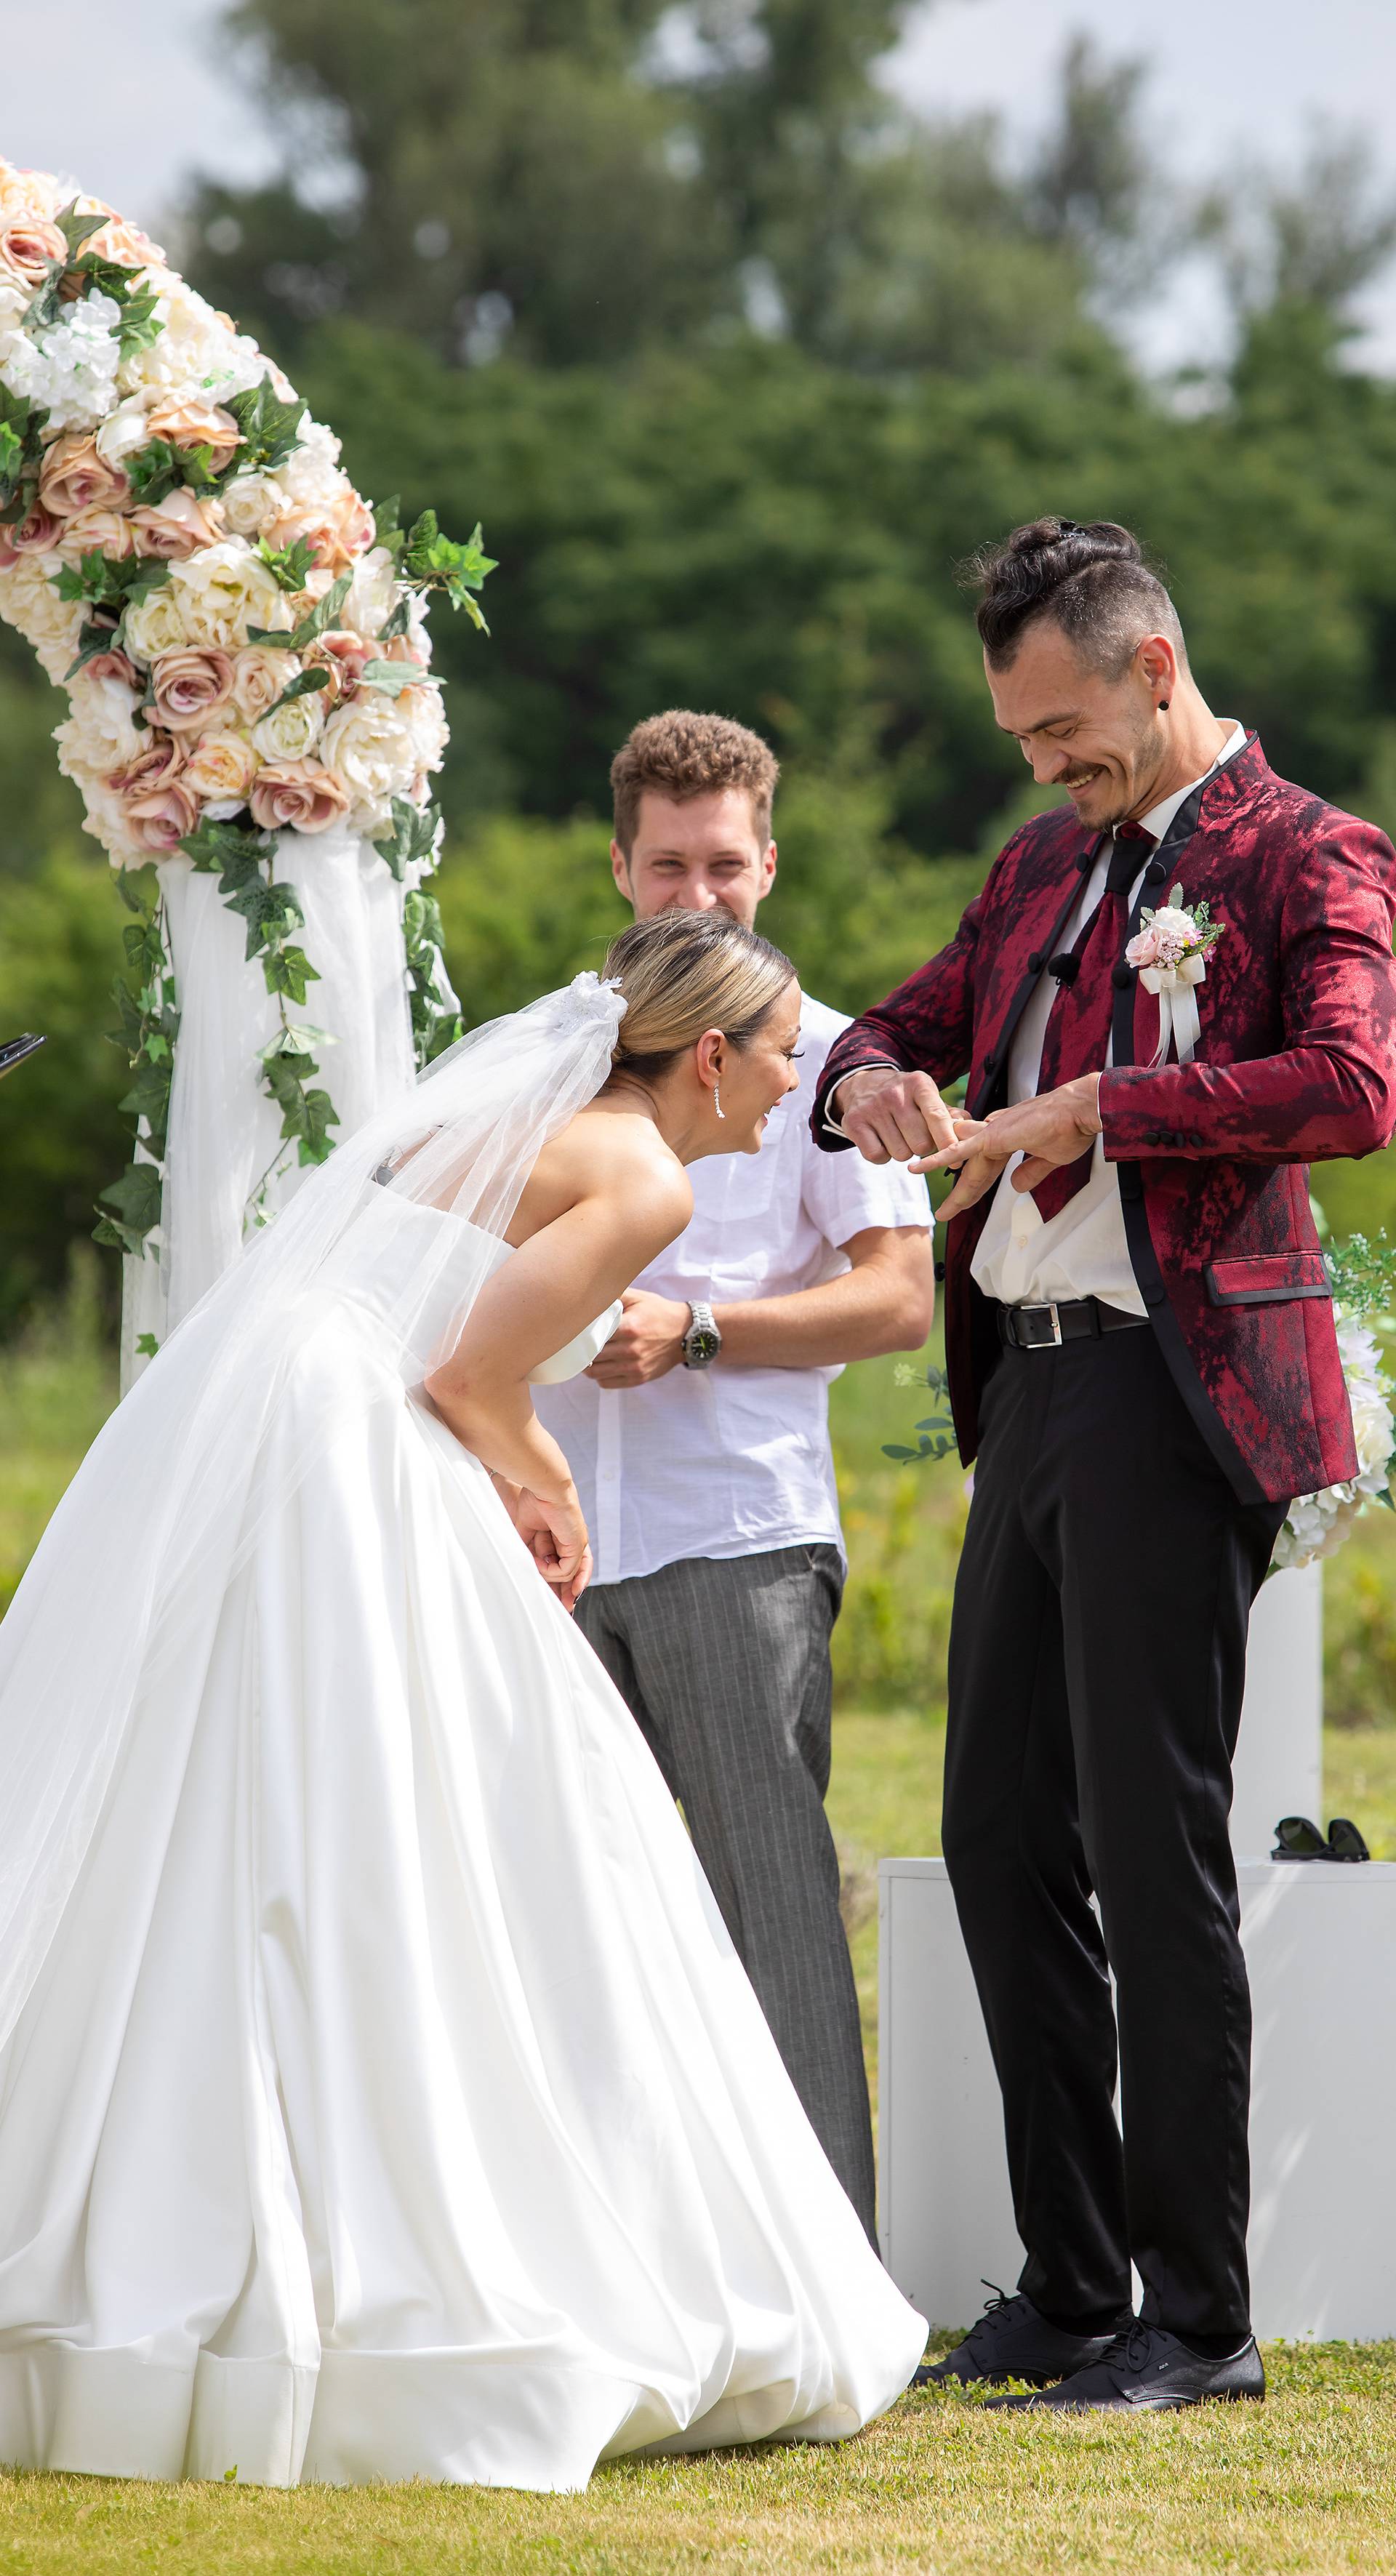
1030,823,1153,1222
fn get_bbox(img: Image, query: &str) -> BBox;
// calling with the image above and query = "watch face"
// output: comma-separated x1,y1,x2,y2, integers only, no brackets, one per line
686,1327,721,1364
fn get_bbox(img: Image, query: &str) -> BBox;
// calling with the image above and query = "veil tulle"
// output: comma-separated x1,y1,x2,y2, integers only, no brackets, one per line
0,972,626,2053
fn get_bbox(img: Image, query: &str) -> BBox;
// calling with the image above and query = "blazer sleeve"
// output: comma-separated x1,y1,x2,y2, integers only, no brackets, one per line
810,872,992,1153
1100,815,1396,1166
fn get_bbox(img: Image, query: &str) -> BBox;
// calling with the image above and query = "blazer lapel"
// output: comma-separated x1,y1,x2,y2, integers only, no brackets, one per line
969,830,1106,1119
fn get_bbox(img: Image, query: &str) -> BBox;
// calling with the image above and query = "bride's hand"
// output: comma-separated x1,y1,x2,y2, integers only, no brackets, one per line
511,1488,593,1613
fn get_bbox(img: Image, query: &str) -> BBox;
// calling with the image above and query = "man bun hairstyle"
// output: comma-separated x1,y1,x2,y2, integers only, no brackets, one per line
968,516,1187,679
611,710,780,859
603,908,794,1083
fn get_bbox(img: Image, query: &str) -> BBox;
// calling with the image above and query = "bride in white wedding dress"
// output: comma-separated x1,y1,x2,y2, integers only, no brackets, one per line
0,907,925,2490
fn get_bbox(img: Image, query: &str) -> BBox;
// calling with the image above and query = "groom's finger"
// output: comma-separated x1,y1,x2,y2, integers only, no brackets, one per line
936,1151,1011,1221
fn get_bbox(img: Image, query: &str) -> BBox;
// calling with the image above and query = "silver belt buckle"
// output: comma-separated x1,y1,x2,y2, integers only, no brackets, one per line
1030,1300,1062,1349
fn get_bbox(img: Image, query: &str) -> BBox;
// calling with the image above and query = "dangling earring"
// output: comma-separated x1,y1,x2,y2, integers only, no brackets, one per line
713,1082,726,1121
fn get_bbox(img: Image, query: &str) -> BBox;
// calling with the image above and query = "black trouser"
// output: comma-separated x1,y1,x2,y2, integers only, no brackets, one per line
942,1323,1286,2343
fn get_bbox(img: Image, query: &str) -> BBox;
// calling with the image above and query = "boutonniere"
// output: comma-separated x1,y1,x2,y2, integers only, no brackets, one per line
1125,885,1223,1068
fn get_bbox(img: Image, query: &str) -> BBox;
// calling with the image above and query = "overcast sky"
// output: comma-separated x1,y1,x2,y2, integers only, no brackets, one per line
3,0,1396,370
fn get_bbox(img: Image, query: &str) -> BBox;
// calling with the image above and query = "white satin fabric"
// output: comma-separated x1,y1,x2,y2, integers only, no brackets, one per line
0,1196,923,2489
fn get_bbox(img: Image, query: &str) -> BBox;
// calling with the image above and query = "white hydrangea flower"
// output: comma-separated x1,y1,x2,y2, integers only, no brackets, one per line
1,289,124,431
118,273,263,401
275,417,341,506
1273,1312,1396,1570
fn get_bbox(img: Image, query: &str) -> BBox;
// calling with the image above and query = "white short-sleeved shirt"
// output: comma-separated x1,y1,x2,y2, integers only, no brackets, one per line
534,995,932,1586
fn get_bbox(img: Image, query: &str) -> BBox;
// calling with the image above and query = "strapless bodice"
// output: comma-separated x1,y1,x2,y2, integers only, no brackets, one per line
314,1188,622,1384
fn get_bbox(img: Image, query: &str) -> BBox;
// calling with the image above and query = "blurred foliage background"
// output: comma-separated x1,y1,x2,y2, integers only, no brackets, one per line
6,0,1396,1729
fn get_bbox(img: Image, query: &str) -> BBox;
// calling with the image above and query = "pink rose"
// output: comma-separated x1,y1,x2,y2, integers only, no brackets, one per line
110,732,186,796
145,393,241,478
262,489,376,577
121,776,201,854
9,500,63,555
149,646,236,733
0,212,65,290
129,489,225,561
304,628,372,699
38,434,131,518
249,757,350,835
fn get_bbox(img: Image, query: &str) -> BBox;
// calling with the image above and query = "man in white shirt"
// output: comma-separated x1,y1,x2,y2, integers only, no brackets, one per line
534,710,934,2239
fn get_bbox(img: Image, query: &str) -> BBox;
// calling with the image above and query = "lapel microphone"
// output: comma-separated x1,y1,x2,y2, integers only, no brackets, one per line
1048,953,1081,984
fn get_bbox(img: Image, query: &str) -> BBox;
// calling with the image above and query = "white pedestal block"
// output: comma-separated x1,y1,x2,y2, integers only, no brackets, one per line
880,1857,1396,2340
1232,1565,1323,1858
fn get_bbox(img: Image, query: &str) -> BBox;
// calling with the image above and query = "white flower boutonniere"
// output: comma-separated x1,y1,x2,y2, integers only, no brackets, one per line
1125,885,1223,1068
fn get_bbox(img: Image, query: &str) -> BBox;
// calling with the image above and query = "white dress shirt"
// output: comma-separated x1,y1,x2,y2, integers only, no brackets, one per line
970,723,1247,1314
534,996,932,1586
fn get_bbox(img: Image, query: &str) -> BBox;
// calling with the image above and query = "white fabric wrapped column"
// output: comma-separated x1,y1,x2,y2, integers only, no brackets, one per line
121,829,415,1389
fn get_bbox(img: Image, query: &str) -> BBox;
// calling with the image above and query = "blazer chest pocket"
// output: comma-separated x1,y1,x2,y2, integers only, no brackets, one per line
1205,1251,1331,1307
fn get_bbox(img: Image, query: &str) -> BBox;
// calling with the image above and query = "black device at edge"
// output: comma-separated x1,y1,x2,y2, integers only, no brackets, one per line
0,1034,44,1078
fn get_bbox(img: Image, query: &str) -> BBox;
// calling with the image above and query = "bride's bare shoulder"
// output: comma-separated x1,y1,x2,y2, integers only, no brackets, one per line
515,1106,692,1243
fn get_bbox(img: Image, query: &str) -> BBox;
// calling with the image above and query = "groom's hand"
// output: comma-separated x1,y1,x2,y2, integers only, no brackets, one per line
833,1067,960,1167
923,1077,1102,1220
585,1288,689,1387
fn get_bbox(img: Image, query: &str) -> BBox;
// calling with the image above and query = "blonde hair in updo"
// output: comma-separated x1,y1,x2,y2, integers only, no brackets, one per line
603,909,795,1081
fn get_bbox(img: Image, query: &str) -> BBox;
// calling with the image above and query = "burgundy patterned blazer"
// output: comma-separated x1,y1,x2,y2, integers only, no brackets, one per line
813,735,1396,1504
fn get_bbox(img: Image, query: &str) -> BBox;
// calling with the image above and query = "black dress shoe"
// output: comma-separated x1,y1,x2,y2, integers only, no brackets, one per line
913,2285,1123,2390
981,2320,1265,2411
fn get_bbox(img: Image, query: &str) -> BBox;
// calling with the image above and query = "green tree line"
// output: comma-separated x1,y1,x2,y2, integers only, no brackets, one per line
4,0,1396,1325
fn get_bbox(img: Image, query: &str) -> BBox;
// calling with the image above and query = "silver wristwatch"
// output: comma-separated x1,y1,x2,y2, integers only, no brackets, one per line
681,1299,722,1370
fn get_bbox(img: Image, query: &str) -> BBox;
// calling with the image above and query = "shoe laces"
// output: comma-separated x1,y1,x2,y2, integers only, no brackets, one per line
1099,2320,1152,2376
967,2282,1017,2348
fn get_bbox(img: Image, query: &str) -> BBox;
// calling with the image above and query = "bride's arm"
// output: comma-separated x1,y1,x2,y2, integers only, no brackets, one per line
424,1132,691,1591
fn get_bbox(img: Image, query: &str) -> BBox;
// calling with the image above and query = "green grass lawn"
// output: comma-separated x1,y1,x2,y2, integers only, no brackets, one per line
7,1297,1396,2565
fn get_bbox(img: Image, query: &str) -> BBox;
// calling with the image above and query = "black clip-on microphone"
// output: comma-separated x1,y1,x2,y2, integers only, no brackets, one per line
1048,953,1080,985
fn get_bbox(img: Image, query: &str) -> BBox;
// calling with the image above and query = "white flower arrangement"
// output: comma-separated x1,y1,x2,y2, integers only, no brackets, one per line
0,158,492,872
0,159,495,1257
1271,1235,1396,1571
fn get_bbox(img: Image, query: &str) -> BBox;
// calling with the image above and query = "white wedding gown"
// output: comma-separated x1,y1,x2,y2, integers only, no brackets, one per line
0,1190,924,2490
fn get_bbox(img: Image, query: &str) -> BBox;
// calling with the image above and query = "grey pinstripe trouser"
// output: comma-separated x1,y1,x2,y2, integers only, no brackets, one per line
575,1543,877,2240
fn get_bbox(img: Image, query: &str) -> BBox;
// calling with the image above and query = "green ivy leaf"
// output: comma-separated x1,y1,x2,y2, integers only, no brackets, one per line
265,666,330,718
372,795,440,883
358,658,438,699
221,377,305,480
247,571,351,654
262,943,321,1004
259,1020,334,1062
95,1157,164,1248
256,533,318,593
225,878,305,963
401,513,497,630
135,1331,160,1359
55,201,108,262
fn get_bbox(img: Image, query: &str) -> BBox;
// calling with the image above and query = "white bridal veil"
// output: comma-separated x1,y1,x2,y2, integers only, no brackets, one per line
0,972,627,2053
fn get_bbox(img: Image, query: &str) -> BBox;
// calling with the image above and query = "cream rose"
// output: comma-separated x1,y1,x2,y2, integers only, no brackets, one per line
220,472,283,539
54,671,145,780
0,212,65,290
303,629,372,700
76,775,147,872
55,505,138,564
38,433,131,518
248,757,350,836
230,643,297,725
180,729,260,808
129,490,225,561
339,545,398,638
0,553,86,681
95,393,156,470
0,165,60,222
253,686,326,763
150,646,236,733
320,690,422,826
168,539,289,652
122,580,190,665
145,390,241,477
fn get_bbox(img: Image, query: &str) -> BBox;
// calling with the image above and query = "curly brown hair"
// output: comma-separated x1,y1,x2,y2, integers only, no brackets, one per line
610,710,780,859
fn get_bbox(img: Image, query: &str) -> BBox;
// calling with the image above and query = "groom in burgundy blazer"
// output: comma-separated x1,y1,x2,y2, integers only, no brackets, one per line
815,519,1396,2411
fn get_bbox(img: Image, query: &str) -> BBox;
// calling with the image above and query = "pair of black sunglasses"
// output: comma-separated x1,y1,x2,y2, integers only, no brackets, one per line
1272,1814,1370,1863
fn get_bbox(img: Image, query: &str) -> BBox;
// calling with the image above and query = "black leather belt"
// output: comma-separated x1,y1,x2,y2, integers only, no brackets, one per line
995,1296,1150,1351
